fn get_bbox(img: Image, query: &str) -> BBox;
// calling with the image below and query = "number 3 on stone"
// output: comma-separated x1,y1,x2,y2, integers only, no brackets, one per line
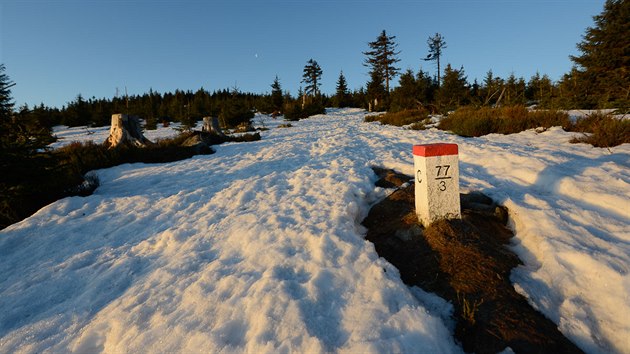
439,180,446,191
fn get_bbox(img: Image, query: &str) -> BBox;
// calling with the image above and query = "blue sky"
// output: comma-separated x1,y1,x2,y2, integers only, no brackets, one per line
2,0,604,109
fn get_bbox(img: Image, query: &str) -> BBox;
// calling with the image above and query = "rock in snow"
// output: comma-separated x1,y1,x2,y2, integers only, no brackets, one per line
0,108,628,354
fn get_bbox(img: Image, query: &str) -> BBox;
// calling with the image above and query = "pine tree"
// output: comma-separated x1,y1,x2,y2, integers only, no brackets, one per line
366,70,387,111
0,64,14,122
64,94,92,127
302,59,323,97
416,69,437,105
271,75,284,112
526,72,554,107
570,0,629,108
481,70,504,106
390,69,420,112
0,64,54,158
503,73,526,106
469,79,482,106
424,33,447,88
334,71,350,108
220,88,254,128
436,64,469,112
0,64,16,156
363,30,401,93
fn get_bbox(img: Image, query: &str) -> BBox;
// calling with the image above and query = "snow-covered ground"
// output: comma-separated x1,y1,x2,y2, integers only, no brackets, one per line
1,108,628,353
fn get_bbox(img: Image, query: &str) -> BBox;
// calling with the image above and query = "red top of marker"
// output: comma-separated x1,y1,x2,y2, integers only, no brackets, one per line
413,143,458,157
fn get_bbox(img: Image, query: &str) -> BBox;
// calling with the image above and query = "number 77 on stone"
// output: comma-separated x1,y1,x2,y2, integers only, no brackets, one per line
413,143,461,226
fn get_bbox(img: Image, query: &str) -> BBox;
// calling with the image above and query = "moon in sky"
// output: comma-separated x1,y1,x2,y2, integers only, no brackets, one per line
255,53,259,59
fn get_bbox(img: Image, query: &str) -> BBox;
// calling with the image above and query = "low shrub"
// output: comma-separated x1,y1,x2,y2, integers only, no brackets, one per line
232,132,261,142
437,107,496,137
569,111,630,147
409,120,430,130
364,108,429,127
438,106,570,137
283,101,325,121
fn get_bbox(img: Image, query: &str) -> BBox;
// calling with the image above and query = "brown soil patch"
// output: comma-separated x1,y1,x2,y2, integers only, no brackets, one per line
363,168,583,354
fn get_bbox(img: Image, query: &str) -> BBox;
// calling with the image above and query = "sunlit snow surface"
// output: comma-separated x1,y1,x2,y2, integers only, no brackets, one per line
1,108,629,353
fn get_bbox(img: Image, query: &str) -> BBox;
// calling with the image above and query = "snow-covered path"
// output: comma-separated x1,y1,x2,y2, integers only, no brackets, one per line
1,108,628,353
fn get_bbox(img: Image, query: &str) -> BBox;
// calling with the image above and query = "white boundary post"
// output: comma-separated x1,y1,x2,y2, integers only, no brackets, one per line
413,143,461,226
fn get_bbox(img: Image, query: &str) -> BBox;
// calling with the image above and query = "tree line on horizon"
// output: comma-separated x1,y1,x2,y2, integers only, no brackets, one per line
2,0,628,136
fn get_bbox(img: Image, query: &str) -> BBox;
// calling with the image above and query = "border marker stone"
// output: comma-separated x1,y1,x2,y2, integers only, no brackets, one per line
413,143,461,226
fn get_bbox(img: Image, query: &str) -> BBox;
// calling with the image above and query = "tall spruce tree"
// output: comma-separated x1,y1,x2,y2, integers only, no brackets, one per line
302,59,323,97
570,0,629,108
334,71,350,108
424,33,447,88
270,75,284,112
0,64,16,157
363,30,401,93
0,64,15,124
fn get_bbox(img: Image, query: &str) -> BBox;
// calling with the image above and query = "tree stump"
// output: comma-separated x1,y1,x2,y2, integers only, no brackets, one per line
103,114,153,148
202,116,226,136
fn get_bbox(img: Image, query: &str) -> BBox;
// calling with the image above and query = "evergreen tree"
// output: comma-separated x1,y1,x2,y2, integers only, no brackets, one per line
189,88,204,119
390,69,420,112
526,72,554,107
302,59,323,97
363,30,401,93
0,64,54,158
271,75,284,112
416,69,437,105
570,0,629,108
558,67,591,108
424,33,447,88
436,64,469,112
220,88,254,128
351,88,367,109
481,70,504,106
0,64,14,121
366,70,387,111
503,73,526,106
334,71,350,108
64,94,92,127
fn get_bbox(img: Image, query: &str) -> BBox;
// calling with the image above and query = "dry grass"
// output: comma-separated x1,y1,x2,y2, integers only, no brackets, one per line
364,108,429,127
438,105,571,137
569,111,630,147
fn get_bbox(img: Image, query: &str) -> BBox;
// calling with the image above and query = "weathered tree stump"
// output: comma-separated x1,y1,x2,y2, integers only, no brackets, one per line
202,116,226,136
104,114,153,148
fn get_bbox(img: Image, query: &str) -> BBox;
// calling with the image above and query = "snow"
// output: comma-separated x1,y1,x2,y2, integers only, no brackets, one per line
1,108,629,353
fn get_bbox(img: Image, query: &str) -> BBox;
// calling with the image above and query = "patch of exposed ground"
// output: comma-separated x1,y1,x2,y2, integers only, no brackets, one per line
363,167,583,354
